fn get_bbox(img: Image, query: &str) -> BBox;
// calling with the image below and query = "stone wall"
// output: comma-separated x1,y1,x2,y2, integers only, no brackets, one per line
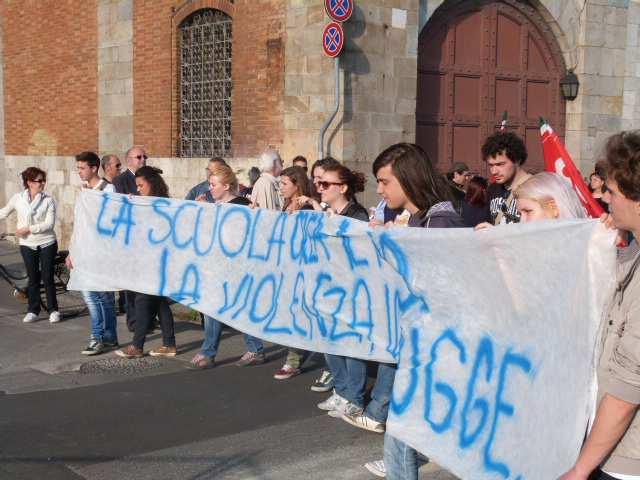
284,0,419,207
98,0,134,159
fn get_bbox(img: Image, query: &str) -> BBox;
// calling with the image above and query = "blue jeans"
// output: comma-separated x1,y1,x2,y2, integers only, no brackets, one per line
200,315,263,358
325,353,367,407
82,291,118,343
365,362,396,423
384,433,428,480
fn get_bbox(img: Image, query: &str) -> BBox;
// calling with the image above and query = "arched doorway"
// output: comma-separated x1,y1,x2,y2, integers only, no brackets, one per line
416,0,566,174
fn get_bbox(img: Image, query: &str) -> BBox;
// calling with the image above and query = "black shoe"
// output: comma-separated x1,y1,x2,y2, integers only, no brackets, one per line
103,340,119,349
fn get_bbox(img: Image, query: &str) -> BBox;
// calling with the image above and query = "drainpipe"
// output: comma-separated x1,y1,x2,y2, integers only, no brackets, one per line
317,56,341,160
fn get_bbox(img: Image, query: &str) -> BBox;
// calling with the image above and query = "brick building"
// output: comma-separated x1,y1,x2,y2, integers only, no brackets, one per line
1,0,640,246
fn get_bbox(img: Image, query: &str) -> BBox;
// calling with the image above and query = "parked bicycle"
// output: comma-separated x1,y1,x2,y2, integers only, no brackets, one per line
0,233,85,318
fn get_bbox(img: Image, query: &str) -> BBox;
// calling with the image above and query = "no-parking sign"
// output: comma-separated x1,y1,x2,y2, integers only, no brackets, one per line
325,0,353,23
322,22,344,58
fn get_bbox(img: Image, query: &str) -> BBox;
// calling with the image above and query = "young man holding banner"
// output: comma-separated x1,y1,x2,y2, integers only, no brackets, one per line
482,131,531,225
560,131,640,480
363,143,465,479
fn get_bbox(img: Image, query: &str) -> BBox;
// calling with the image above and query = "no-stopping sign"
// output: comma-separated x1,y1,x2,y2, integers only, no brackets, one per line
322,22,344,58
325,0,353,23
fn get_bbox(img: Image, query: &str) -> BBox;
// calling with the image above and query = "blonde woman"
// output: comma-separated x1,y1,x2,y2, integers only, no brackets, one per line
514,172,587,222
190,164,265,369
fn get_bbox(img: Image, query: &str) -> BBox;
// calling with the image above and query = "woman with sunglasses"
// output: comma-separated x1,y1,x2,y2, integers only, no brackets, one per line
298,163,369,221
116,166,178,359
0,167,60,323
297,163,371,422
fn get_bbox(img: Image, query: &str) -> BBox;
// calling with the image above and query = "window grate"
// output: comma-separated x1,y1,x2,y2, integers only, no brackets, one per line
179,9,232,157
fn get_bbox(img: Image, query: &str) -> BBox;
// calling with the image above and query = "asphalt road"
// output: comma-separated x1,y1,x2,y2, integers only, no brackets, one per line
0,239,456,480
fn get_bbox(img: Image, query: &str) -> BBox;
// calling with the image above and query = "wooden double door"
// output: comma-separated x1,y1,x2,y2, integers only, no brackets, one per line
416,0,566,174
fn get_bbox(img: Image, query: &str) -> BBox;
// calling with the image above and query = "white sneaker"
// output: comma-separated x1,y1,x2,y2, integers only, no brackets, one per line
317,391,347,411
364,460,386,478
343,411,385,433
328,399,363,418
49,311,61,323
23,312,38,323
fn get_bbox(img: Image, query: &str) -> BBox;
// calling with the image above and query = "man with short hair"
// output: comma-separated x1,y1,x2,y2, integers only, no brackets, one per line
112,146,147,195
112,146,148,331
446,161,471,212
447,162,471,191
185,157,228,202
292,155,308,173
250,149,283,210
101,154,122,183
74,151,118,355
482,131,532,224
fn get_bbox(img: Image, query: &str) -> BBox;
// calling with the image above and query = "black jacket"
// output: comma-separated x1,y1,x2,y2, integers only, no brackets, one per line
339,200,369,222
408,202,467,229
113,170,137,195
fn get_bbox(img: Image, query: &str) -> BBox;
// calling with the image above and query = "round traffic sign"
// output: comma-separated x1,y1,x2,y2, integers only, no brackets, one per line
325,0,353,23
322,22,344,58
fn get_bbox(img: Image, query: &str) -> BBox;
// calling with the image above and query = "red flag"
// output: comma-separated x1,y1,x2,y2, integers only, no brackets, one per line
540,118,605,218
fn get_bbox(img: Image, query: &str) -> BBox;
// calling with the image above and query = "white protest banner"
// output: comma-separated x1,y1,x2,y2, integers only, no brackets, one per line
68,190,616,479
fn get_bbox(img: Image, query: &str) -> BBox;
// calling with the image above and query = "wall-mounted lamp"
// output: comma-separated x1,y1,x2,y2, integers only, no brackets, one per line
560,70,580,101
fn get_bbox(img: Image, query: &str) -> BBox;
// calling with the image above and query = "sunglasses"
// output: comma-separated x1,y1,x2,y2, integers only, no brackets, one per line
31,179,46,184
316,181,344,190
115,163,122,168
131,155,148,160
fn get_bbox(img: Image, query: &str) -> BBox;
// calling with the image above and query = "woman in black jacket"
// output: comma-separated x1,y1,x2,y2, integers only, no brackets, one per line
116,166,177,359
297,163,369,221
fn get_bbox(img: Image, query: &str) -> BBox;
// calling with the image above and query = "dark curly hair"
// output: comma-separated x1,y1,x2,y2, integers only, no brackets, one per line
604,130,640,201
135,166,169,198
322,163,366,201
21,167,47,189
310,156,341,177
481,131,528,166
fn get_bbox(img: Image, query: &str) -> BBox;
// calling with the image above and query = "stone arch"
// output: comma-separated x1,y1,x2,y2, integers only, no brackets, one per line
173,0,234,26
416,0,568,173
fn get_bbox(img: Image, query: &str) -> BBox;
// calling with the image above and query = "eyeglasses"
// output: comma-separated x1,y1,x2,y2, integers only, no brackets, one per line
31,179,46,184
130,154,148,160
316,181,344,190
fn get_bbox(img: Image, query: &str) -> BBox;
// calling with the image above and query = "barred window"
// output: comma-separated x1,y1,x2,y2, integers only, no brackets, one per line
179,9,232,157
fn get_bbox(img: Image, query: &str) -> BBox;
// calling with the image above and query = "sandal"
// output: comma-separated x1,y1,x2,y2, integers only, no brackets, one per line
188,354,215,370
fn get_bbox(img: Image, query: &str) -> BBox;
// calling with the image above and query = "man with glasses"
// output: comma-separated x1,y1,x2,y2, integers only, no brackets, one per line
101,154,122,184
113,146,147,195
112,146,148,331
185,157,228,203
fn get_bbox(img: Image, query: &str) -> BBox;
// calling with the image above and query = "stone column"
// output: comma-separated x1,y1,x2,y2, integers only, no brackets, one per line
98,0,134,159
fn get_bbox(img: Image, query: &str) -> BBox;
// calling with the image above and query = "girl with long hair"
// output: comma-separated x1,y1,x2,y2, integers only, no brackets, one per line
116,166,177,359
